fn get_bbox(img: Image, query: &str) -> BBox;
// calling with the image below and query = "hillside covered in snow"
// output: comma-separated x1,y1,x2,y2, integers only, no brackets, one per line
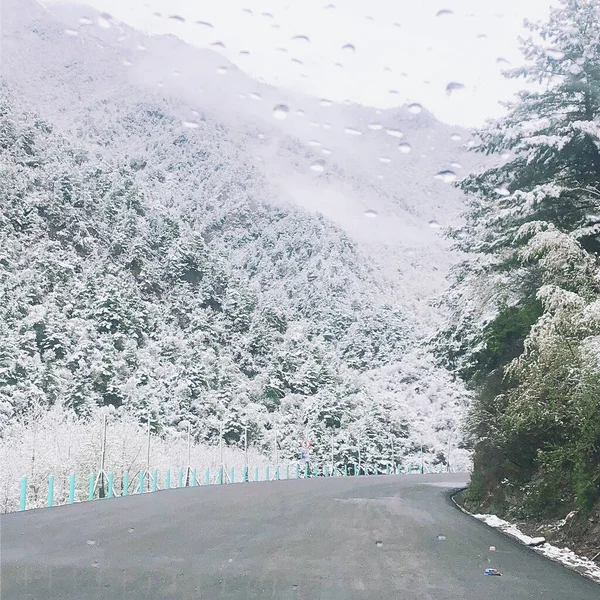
0,0,476,469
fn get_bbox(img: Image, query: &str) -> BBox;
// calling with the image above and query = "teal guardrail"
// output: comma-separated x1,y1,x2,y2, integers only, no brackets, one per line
14,462,470,512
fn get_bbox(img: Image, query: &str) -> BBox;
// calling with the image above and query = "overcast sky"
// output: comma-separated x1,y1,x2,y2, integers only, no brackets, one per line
49,0,557,126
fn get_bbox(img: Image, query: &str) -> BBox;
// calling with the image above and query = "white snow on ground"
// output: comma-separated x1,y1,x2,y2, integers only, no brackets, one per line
473,513,600,584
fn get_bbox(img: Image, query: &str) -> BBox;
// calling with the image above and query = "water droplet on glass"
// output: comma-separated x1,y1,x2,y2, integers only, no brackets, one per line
196,20,213,28
398,143,412,154
261,12,274,19
368,123,383,131
451,162,462,169
172,70,181,77
408,103,422,114
86,540,96,546
295,109,305,117
436,9,453,17
168,15,186,23
323,123,332,130
291,58,303,65
434,170,457,183
344,127,362,136
342,43,356,53
310,121,320,128
127,528,135,533
137,43,147,51
477,33,488,40
97,13,112,28
64,29,79,37
428,220,442,229
546,48,565,60
501,151,511,160
257,133,265,140
364,210,378,219
325,4,336,9
249,92,261,100
450,133,462,141
310,160,326,172
157,81,164,88
309,140,322,147
438,534,447,540
152,12,161,18
320,99,333,107
496,57,510,65
217,66,228,74
184,121,200,129
334,62,344,68
386,128,404,138
495,185,510,196
321,148,332,156
292,35,310,43
273,104,289,120
242,8,253,15
79,17,93,25
569,63,582,75
211,41,226,49
446,82,465,96
122,59,133,66
379,157,392,164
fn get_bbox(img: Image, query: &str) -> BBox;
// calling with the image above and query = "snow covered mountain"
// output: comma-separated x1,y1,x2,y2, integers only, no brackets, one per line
0,0,475,468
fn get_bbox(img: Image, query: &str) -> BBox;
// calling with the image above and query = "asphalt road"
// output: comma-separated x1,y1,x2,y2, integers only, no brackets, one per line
1,473,598,599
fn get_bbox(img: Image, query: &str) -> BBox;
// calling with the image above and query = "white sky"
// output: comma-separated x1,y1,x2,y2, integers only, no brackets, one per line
51,0,557,126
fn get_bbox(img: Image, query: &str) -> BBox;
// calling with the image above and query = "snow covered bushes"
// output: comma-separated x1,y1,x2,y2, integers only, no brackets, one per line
442,0,600,517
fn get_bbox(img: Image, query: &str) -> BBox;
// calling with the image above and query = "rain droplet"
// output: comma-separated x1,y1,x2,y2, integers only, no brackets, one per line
79,17,93,25
437,534,447,540
368,123,383,131
569,63,582,75
273,104,289,120
309,140,322,147
242,8,253,15
64,29,79,37
325,4,336,9
122,59,133,66
428,220,442,229
385,128,404,138
86,540,96,546
320,99,333,107
334,62,344,68
501,151,511,160
157,81,164,88
137,43,147,51
257,133,265,140
127,527,135,533
375,540,384,547
450,133,462,141
310,121,320,128
364,210,378,219
379,157,392,164
477,33,488,40
173,70,181,77
239,50,250,56
261,12,274,19
196,20,214,28
389,89,399,95
217,66,228,74
211,41,226,48
321,148,332,156
310,160,326,172
184,121,200,129
436,9,453,17
291,58,303,65
445,82,465,96
546,48,565,60
495,185,510,196
342,43,356,53
292,35,310,43
323,123,332,130
398,143,412,154
295,109,305,117
97,13,112,28
249,92,261,100
408,103,422,114
496,57,510,65
168,15,186,23
434,170,457,183
451,162,462,169
344,127,362,136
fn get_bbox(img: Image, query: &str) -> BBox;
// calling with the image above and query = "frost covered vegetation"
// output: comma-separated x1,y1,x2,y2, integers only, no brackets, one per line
442,0,600,519
0,76,469,504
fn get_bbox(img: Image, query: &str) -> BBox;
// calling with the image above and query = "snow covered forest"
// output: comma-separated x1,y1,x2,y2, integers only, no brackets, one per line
440,0,600,519
0,0,475,509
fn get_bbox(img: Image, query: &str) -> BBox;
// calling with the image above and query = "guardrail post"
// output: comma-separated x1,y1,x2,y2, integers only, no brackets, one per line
89,473,95,500
275,466,280,481
254,467,259,482
324,465,329,477
265,466,270,481
178,468,183,488
243,466,248,482
68,474,75,504
344,465,348,477
165,470,171,490
304,463,308,478
20,477,27,511
123,472,129,495
153,470,158,492
286,465,290,479
47,475,54,507
230,467,235,483
138,471,144,494
205,467,210,486
218,467,223,484
296,464,300,479
191,469,197,487
107,472,114,498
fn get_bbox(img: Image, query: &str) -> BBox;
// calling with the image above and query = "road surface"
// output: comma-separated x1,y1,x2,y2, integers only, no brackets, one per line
1,473,598,599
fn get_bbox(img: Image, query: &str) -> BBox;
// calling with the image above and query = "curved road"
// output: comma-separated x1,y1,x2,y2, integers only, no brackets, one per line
1,473,598,599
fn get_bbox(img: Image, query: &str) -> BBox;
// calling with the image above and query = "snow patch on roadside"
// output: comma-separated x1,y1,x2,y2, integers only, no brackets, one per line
473,513,600,584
